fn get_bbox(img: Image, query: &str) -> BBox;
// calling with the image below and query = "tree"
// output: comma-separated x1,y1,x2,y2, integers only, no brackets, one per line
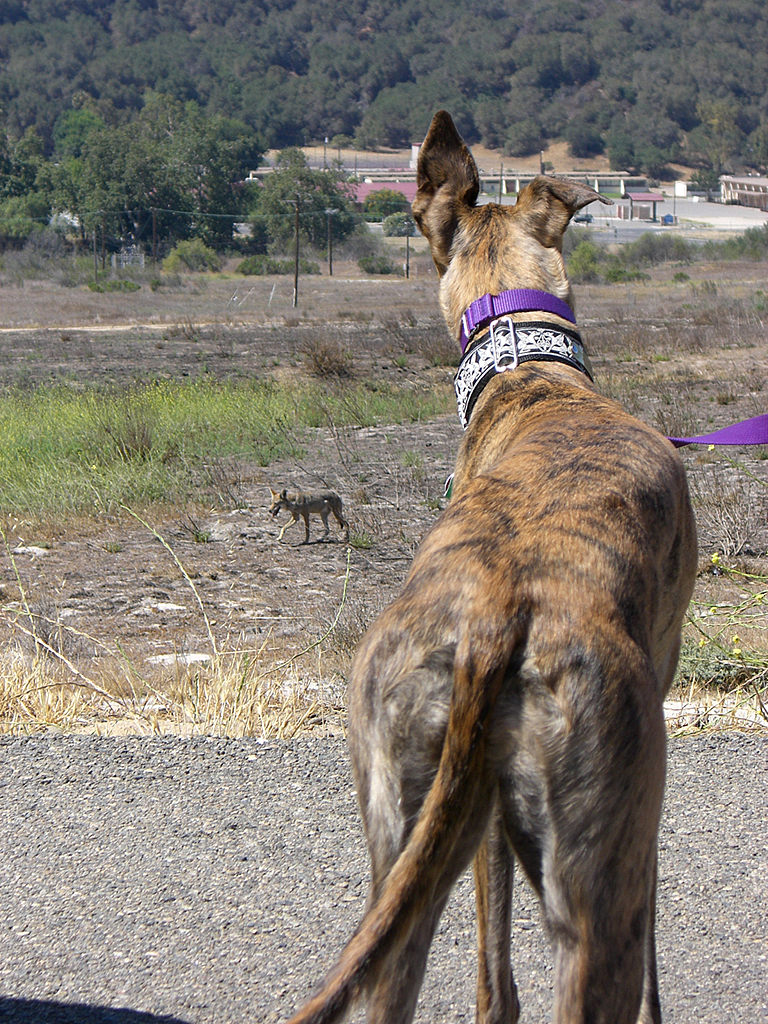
363,189,409,219
687,99,745,174
566,118,604,159
52,109,105,159
0,129,51,248
747,122,768,172
58,96,264,248
253,148,358,254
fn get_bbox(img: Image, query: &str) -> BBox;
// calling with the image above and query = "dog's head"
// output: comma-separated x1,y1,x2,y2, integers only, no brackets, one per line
413,110,612,343
269,487,287,518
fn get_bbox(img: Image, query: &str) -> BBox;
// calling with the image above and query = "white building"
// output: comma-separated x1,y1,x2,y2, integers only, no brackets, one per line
720,175,768,210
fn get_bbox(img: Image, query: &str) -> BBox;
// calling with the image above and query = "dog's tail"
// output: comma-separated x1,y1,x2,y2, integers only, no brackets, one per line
284,625,514,1024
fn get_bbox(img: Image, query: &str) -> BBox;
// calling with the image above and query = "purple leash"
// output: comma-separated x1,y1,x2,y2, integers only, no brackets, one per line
668,414,768,448
457,289,768,449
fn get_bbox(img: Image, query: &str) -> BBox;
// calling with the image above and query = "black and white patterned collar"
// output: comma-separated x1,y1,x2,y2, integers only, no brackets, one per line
453,317,593,429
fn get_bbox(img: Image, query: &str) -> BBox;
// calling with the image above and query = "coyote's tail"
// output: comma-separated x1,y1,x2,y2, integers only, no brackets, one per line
284,626,513,1024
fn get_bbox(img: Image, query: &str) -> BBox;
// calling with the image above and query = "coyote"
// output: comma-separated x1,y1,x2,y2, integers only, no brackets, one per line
282,111,697,1024
269,487,349,544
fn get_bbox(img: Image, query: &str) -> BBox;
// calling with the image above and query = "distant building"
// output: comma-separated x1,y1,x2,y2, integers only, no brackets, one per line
353,180,418,209
720,175,768,210
617,192,665,222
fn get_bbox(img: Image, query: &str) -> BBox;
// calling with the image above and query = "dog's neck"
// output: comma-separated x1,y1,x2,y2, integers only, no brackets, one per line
453,314,593,430
459,288,576,354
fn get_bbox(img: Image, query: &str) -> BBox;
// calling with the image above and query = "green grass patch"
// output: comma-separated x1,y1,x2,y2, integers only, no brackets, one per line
0,378,452,521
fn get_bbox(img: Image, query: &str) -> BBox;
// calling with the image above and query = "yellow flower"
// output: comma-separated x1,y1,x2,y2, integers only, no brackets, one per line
708,444,715,451
698,638,707,648
711,552,721,565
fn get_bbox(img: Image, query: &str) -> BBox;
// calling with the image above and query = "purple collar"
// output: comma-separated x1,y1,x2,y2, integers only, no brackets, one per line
460,289,575,353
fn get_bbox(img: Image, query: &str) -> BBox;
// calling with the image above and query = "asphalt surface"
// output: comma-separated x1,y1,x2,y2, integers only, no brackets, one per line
0,732,765,1024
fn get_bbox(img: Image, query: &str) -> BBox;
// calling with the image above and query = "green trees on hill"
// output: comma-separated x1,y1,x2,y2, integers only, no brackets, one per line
1,0,768,174
2,0,768,254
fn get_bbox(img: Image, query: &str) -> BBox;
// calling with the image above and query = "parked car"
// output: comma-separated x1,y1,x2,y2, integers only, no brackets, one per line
574,212,593,223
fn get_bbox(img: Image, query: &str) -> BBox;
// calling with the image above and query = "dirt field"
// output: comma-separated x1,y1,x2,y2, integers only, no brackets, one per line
0,253,766,734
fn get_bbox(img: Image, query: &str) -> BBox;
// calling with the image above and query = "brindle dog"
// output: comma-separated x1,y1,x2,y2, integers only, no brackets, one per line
283,111,697,1024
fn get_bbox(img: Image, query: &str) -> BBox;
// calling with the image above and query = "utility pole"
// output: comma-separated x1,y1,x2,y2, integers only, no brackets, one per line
284,196,301,307
405,217,415,279
325,208,337,276
93,223,98,284
152,208,157,268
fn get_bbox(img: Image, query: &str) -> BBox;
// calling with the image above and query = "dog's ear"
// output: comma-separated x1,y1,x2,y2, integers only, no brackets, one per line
413,111,479,275
514,176,612,250
281,488,287,499
269,487,279,500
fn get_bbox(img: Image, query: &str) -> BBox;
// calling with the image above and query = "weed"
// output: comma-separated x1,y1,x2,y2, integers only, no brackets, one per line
671,555,768,733
203,458,251,510
417,332,461,367
350,532,373,550
178,513,211,544
689,463,767,557
690,280,718,298
359,255,401,275
302,335,353,378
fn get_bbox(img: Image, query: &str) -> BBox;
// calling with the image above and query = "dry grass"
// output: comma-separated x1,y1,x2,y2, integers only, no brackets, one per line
0,536,353,739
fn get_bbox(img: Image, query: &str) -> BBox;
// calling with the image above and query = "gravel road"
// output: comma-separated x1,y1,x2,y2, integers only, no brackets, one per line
0,732,765,1024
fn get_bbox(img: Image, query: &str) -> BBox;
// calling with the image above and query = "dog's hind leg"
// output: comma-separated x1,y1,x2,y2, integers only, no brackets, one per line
300,511,311,543
333,505,349,540
544,681,667,1024
360,797,496,1024
637,853,661,1024
319,509,331,540
474,803,519,1024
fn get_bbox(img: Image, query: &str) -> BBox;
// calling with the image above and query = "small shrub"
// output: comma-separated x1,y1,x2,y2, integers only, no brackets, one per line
350,532,373,549
603,266,649,284
163,238,222,274
382,212,416,237
88,279,141,293
302,336,353,378
567,241,601,283
359,255,400,275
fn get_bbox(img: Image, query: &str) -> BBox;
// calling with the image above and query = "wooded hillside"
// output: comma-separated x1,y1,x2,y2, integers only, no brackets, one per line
1,0,767,179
